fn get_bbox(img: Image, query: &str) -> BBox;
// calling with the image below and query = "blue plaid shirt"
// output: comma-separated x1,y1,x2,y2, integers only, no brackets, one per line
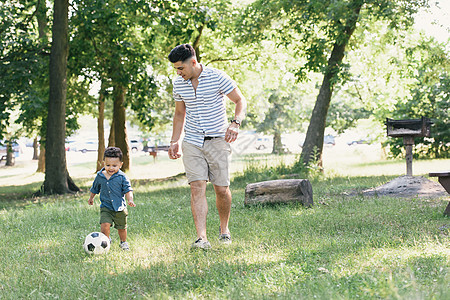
90,169,133,212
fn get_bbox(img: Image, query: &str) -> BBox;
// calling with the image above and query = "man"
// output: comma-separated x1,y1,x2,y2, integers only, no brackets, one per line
168,44,246,249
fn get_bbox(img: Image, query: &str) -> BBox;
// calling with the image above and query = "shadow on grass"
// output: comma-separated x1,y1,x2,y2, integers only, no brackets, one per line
0,182,43,202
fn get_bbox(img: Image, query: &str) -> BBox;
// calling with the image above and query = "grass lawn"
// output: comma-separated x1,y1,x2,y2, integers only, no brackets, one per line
0,146,449,299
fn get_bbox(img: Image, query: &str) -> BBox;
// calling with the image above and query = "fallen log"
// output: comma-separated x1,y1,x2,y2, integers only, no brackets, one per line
244,179,313,207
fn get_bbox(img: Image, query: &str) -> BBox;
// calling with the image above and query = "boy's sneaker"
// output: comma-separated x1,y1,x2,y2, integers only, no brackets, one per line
218,233,232,245
120,241,130,251
191,238,211,250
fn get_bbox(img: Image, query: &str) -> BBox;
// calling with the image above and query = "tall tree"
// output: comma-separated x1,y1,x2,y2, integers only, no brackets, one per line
240,0,428,168
43,0,79,194
0,1,47,166
254,89,305,153
70,0,163,171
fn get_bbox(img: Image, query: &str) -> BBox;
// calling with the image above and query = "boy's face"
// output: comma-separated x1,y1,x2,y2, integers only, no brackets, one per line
103,157,123,176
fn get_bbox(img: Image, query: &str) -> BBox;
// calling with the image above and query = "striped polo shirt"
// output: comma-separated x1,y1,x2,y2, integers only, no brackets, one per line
173,65,237,147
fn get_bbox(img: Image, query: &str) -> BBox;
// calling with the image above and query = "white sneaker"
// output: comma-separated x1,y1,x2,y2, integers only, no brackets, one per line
219,233,232,245
191,238,211,250
120,241,130,251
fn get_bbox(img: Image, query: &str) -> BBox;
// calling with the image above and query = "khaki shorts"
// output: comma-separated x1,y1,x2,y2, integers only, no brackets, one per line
100,207,128,229
182,138,232,186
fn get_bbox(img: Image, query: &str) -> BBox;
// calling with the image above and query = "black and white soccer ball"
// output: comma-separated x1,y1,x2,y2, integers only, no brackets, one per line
83,232,111,255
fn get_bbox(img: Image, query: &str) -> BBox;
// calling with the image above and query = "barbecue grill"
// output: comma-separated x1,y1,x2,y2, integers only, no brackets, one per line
385,117,433,176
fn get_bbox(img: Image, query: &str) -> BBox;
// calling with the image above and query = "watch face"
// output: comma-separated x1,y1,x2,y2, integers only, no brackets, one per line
233,119,240,125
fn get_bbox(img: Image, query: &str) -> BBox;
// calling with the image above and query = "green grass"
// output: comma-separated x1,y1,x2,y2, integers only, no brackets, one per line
0,154,449,299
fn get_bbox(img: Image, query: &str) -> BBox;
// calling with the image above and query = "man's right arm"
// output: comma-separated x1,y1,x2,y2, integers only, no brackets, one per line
169,101,186,159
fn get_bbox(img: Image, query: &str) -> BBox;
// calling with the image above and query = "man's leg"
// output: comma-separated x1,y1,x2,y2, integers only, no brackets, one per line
214,185,231,235
190,180,208,240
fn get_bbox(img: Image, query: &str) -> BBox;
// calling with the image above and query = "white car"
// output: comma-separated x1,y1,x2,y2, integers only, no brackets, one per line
71,140,98,153
130,139,143,152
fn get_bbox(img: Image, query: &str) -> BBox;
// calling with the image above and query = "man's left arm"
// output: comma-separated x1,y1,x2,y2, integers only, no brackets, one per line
225,87,247,143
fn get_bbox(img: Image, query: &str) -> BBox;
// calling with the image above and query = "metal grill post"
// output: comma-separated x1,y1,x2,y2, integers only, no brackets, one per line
403,136,414,176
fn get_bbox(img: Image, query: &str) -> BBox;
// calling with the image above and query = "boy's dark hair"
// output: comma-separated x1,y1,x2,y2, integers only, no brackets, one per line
168,44,196,63
104,147,123,161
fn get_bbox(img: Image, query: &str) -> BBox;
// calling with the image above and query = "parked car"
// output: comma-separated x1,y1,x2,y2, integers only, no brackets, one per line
0,140,21,156
324,135,336,145
255,136,272,150
71,140,98,153
146,144,170,152
347,139,371,146
299,135,335,147
130,139,143,152
65,140,76,151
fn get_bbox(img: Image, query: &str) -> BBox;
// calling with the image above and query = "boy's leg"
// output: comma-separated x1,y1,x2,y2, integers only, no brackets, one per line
100,207,114,238
118,228,127,242
118,229,130,250
101,223,111,237
114,209,129,250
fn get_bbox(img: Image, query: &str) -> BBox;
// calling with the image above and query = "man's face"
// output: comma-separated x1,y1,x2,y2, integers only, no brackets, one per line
103,157,123,176
173,58,195,80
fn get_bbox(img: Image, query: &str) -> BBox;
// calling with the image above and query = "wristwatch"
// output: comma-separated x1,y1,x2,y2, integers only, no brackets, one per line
231,118,241,126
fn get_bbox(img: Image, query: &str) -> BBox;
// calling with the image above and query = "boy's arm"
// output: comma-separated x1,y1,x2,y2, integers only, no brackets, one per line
125,191,135,207
88,192,96,205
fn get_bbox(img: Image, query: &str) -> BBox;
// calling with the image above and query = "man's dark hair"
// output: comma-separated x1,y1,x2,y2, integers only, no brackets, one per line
168,44,196,63
104,147,123,161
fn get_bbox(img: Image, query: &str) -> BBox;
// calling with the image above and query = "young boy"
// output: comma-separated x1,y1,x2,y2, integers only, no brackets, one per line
88,147,136,250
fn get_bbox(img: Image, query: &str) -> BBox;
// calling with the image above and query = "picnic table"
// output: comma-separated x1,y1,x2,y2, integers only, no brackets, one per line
429,171,450,216
0,155,14,164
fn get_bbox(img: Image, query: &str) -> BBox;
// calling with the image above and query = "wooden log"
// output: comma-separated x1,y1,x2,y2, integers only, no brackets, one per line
244,179,313,207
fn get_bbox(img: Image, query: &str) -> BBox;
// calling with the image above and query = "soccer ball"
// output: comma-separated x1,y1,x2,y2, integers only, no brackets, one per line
83,232,111,255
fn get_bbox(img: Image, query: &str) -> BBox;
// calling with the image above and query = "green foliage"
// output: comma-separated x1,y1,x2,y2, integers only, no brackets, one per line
70,0,212,134
0,0,89,143
327,99,371,134
0,1,47,140
383,37,449,159
249,88,307,152
239,0,425,82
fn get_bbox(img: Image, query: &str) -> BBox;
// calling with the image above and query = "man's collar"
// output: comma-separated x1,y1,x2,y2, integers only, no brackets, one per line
198,64,206,78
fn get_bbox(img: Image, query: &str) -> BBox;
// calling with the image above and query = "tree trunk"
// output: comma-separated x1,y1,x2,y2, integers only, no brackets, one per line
37,144,45,172
108,118,115,147
36,0,49,44
300,3,362,167
113,84,131,171
5,143,14,166
193,25,204,63
32,137,39,160
272,131,283,154
43,0,79,194
34,0,46,167
96,83,106,172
